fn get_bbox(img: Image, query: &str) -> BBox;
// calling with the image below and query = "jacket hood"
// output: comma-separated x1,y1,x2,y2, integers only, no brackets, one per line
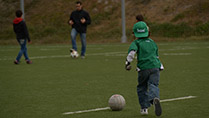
13,18,23,24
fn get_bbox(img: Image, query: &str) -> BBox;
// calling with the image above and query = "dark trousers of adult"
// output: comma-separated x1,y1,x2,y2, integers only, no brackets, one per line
137,68,160,109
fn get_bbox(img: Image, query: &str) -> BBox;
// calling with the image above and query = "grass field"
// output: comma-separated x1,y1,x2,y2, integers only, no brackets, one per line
0,41,209,118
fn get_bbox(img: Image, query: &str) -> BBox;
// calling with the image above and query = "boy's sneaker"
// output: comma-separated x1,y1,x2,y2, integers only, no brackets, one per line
140,108,148,115
153,98,162,116
14,60,19,64
26,60,32,64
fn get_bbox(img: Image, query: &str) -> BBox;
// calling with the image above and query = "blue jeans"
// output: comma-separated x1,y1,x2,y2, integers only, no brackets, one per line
137,68,160,109
71,28,86,56
16,39,30,61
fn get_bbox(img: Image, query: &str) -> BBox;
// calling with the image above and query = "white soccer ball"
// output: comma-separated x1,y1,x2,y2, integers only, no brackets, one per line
108,94,126,111
70,49,79,58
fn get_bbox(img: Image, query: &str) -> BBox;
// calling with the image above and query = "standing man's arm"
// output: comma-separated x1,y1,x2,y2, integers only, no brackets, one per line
69,12,74,25
85,12,91,25
81,12,91,25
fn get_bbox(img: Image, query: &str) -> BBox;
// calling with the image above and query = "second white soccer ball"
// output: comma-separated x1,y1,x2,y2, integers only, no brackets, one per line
70,49,79,58
108,94,126,111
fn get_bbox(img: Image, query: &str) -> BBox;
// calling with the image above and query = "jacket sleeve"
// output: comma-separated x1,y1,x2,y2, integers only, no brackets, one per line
126,50,136,62
23,21,30,41
85,12,91,25
154,42,159,57
70,12,74,21
128,41,138,53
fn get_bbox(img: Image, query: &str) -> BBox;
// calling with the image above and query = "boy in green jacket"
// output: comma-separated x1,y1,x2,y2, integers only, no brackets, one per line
125,19,164,116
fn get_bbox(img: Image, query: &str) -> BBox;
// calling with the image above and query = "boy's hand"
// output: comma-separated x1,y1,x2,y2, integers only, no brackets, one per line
125,61,131,71
160,64,164,71
28,40,32,44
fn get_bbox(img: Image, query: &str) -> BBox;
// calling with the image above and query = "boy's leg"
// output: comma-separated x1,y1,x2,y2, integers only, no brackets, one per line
22,39,30,61
137,70,151,109
80,33,86,56
16,39,25,61
71,28,78,51
148,68,160,101
148,68,162,116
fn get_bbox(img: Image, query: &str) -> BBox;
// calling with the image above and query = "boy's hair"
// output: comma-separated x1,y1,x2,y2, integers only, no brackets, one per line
16,10,22,18
76,1,82,5
136,14,144,21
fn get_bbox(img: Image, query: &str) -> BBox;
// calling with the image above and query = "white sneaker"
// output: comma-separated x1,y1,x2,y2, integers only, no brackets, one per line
140,108,148,115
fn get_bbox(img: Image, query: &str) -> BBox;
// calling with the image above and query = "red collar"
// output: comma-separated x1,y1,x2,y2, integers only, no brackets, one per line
13,18,23,24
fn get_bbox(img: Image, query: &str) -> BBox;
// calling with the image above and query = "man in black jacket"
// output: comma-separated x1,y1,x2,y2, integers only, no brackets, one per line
13,10,32,64
69,1,91,58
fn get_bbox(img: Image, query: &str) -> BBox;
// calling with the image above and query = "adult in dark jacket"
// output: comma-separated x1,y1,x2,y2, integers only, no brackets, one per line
69,1,91,58
13,10,32,64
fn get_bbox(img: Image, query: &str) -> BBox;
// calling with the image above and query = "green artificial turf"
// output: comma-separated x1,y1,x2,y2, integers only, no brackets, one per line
0,41,209,118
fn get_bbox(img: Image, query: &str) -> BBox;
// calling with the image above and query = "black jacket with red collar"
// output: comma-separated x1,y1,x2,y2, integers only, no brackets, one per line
13,18,30,41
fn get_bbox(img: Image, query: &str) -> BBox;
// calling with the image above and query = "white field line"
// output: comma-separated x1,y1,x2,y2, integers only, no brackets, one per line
40,49,60,51
0,49,194,61
0,52,126,61
30,55,70,59
163,53,192,56
63,107,111,115
87,51,125,56
160,96,196,103
62,95,197,115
